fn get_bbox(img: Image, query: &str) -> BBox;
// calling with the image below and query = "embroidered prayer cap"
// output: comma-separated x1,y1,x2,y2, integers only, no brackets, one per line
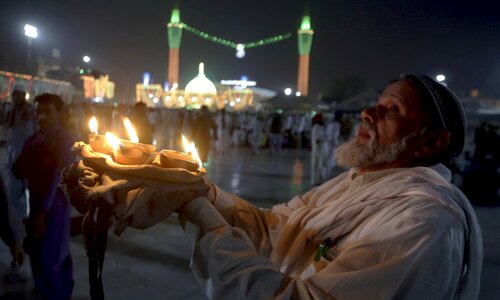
402,74,467,161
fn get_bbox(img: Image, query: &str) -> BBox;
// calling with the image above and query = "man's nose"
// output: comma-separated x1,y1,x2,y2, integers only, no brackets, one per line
361,106,377,124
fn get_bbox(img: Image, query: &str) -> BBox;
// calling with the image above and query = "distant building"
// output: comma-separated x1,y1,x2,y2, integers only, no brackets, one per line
0,70,75,103
137,62,269,111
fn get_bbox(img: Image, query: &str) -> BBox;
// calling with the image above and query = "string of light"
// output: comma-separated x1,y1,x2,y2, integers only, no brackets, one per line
181,23,292,49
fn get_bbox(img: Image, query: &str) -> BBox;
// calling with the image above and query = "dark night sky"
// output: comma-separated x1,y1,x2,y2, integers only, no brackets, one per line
1,0,500,100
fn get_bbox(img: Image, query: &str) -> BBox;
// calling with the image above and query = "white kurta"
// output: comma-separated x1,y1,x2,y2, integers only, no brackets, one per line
323,121,341,178
6,106,35,223
180,164,482,300
311,124,326,185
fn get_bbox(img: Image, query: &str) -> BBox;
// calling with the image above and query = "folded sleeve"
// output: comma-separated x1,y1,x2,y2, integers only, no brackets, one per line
211,185,318,256
179,187,335,299
189,225,341,299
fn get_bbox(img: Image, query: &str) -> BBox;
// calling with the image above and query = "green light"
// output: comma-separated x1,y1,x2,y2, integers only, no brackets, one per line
300,15,311,30
182,22,292,50
79,69,84,74
170,8,180,23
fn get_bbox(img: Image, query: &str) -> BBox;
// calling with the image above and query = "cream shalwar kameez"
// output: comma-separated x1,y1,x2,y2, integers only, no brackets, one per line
180,164,482,300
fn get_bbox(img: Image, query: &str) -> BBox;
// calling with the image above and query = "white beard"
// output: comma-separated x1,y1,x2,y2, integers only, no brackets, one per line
335,123,416,169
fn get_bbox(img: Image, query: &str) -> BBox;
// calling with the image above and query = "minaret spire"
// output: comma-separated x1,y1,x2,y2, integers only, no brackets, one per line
167,2,183,87
296,4,314,96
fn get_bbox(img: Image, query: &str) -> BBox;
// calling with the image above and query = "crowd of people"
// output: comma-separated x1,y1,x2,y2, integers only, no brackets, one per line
0,73,496,298
0,89,357,298
1,94,364,181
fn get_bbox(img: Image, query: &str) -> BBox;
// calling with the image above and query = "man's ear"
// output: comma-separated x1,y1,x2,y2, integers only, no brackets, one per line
414,129,451,158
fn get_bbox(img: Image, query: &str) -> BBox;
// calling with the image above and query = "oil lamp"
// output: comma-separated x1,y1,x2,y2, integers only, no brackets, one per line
159,134,202,171
105,132,153,165
88,116,111,154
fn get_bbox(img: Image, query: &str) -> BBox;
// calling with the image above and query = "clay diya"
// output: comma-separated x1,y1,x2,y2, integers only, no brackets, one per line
88,133,112,154
114,144,154,165
105,132,153,165
160,150,199,171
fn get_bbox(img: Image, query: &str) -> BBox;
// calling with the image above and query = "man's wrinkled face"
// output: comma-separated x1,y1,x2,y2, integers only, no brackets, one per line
35,102,60,131
336,80,428,171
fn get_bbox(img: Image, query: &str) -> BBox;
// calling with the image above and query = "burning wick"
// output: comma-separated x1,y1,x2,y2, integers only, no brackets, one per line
105,131,152,165
120,117,156,153
122,117,139,143
181,134,202,169
89,116,98,134
88,116,111,154
159,134,202,171
105,132,123,149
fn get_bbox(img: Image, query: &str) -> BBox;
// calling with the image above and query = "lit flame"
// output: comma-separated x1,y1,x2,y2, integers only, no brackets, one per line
122,117,139,143
105,132,123,150
182,134,202,169
89,116,98,134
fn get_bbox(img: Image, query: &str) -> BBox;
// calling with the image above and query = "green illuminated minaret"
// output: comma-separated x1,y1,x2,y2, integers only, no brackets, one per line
167,6,183,86
297,12,313,96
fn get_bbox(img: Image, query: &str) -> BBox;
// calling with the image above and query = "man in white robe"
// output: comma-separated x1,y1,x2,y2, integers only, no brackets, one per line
323,114,342,179
175,75,482,299
310,114,326,185
67,74,482,299
215,108,230,155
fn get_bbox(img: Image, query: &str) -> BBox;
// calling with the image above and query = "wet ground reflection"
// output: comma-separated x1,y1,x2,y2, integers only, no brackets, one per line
206,148,314,207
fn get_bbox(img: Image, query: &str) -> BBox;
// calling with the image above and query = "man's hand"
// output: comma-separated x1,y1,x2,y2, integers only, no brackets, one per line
9,242,25,270
61,160,101,214
60,157,217,233
174,177,217,212
62,160,100,190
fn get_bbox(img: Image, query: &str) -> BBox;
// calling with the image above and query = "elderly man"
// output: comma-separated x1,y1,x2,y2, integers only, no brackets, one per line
67,75,481,299
173,75,482,299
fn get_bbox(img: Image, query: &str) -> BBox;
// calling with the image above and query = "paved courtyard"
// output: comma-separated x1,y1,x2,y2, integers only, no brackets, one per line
1,147,499,299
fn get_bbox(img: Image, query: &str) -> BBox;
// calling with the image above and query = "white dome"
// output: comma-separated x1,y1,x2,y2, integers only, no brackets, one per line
185,63,217,95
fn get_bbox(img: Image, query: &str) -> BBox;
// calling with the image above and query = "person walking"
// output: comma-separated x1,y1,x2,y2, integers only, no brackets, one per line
13,94,75,300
